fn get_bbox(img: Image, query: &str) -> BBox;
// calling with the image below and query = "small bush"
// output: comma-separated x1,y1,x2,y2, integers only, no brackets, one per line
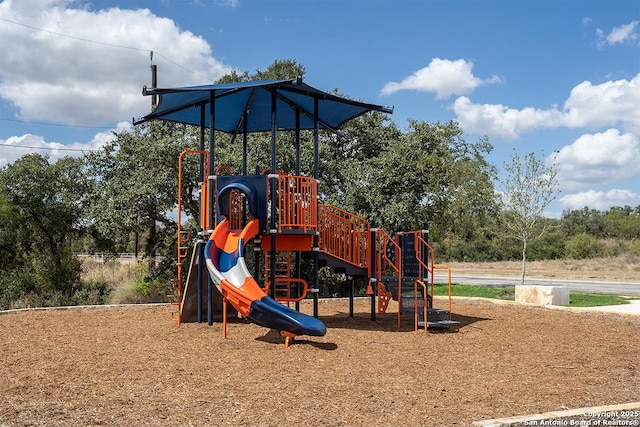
72,280,112,305
628,239,640,257
564,233,603,259
113,276,172,304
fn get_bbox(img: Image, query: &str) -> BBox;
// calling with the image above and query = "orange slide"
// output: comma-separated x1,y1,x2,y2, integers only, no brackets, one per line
203,218,326,337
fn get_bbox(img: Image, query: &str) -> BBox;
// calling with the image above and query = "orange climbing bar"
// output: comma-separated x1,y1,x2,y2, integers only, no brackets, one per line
175,149,210,325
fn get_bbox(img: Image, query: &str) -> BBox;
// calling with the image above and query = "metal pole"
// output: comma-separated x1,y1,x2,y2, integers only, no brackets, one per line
370,221,377,321
294,109,302,312
197,105,205,323
208,90,215,326
312,97,320,318
269,89,277,300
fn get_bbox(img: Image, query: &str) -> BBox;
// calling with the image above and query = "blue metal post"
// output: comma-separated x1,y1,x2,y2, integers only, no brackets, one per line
208,90,215,326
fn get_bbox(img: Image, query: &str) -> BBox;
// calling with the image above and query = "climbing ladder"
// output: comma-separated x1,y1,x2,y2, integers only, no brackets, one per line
263,251,309,303
172,149,211,324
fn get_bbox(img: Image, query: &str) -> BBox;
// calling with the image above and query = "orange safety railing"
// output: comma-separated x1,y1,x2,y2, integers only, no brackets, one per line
375,230,401,324
264,278,310,303
414,232,453,331
214,165,247,230
276,175,318,232
318,205,370,269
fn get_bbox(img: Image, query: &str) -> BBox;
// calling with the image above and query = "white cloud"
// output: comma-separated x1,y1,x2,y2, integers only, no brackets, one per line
0,121,130,167
597,20,639,47
0,0,232,126
563,74,640,133
554,129,640,192
452,97,564,141
452,73,640,141
380,58,503,99
559,189,640,211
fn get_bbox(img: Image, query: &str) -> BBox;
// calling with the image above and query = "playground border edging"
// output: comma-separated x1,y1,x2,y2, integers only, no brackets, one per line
473,401,640,426
0,302,169,316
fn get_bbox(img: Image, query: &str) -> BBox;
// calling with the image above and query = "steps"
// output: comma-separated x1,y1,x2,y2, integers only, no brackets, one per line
399,284,460,331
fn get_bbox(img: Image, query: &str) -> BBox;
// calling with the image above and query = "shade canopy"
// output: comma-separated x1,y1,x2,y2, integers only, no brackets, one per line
133,78,393,134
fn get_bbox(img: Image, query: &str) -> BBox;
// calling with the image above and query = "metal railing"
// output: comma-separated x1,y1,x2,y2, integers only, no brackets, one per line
318,205,370,268
276,175,318,232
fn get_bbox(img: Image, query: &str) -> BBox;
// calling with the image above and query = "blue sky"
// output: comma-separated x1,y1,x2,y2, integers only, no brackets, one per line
0,0,638,217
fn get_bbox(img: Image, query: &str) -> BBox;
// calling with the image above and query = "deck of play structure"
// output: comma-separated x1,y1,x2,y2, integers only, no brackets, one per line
134,78,459,345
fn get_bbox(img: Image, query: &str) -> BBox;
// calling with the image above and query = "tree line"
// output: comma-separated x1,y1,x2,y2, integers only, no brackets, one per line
1,59,639,309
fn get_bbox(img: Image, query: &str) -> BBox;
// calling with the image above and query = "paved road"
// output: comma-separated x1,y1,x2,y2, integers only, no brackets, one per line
432,274,640,296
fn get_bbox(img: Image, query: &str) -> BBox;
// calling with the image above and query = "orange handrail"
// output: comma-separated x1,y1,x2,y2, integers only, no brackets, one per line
176,149,210,325
264,278,310,303
276,175,318,231
376,229,401,326
414,232,454,322
318,205,370,268
414,279,428,332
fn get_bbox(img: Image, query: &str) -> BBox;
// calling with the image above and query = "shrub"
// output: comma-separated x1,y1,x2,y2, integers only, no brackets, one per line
564,233,603,259
628,239,640,257
72,280,112,305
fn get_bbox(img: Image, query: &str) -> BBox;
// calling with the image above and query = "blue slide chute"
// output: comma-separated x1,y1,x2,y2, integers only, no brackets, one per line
204,218,326,338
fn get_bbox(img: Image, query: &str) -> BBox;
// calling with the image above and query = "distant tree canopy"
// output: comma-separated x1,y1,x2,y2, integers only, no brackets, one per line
1,58,640,309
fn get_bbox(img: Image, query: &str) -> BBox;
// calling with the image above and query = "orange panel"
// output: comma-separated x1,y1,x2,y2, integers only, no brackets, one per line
260,234,314,252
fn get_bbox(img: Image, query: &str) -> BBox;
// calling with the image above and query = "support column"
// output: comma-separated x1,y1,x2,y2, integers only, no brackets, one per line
370,222,378,321
207,91,216,326
349,276,354,318
294,109,302,312
269,89,277,300
312,97,320,318
197,105,205,323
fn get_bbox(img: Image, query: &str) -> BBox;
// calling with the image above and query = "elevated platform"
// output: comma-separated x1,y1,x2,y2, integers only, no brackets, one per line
317,252,368,277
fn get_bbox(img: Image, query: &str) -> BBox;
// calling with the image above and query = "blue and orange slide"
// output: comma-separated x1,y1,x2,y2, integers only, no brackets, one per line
204,218,327,340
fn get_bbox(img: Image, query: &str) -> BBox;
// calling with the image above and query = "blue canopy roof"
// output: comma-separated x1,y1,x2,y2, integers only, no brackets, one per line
133,78,393,133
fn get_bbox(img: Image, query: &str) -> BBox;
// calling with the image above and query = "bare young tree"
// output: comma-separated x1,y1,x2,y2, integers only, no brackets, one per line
499,150,561,285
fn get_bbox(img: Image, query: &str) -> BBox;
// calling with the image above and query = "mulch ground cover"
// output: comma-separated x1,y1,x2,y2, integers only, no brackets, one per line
1,297,639,426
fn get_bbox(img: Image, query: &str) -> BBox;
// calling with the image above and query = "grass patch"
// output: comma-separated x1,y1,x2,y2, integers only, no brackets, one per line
432,284,515,300
567,292,633,307
432,283,635,307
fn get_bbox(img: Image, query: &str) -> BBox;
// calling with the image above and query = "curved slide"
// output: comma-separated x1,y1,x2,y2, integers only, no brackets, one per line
204,218,326,337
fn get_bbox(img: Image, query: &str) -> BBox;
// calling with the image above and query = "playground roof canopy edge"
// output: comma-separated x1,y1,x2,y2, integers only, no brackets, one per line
133,78,393,134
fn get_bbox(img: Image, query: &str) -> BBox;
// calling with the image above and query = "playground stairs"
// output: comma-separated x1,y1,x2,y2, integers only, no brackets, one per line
391,279,460,330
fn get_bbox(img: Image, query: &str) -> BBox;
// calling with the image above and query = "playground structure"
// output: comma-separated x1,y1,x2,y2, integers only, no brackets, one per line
134,78,459,345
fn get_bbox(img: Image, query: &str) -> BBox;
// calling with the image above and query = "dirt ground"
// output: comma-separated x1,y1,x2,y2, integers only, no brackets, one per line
443,257,640,281
1,297,639,427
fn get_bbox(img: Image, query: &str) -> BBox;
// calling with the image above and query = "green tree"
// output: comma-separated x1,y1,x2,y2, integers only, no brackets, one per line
0,190,18,270
86,121,200,268
0,154,90,296
561,207,604,237
338,120,498,243
603,206,640,239
498,150,560,285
